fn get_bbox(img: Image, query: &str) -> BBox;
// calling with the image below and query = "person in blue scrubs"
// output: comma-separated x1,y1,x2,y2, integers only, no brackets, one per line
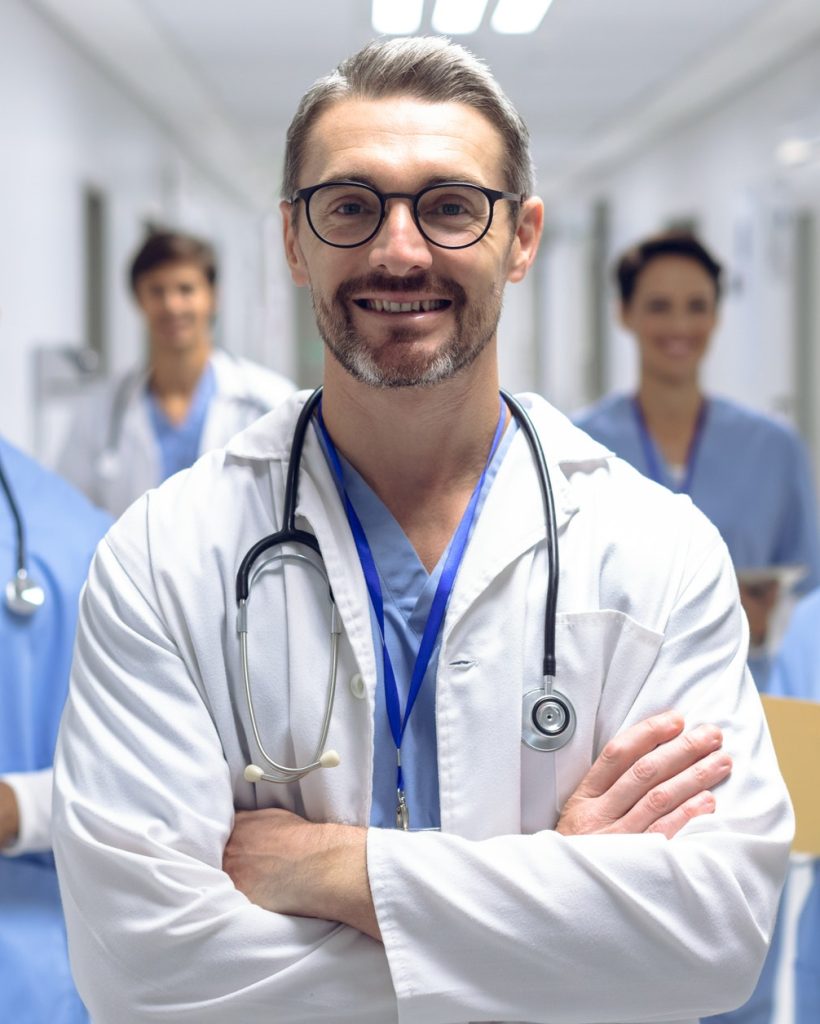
0,437,111,1023
767,587,820,1024
575,231,820,1024
574,232,820,690
56,231,295,517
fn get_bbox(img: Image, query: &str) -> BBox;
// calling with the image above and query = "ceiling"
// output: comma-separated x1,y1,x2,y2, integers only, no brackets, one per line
30,0,820,205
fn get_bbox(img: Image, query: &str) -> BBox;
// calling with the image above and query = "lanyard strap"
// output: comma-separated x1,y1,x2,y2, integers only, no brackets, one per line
317,397,506,794
631,396,708,495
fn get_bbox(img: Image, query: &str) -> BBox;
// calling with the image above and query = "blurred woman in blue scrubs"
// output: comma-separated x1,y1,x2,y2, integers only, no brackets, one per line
575,232,820,689
0,437,110,1022
767,587,820,1024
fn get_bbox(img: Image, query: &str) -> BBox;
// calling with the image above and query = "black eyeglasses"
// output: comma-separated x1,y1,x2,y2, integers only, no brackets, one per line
291,180,524,250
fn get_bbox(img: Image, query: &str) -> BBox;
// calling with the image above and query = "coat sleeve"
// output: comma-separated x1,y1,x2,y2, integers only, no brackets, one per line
52,535,398,1024
0,769,52,854
367,528,794,1024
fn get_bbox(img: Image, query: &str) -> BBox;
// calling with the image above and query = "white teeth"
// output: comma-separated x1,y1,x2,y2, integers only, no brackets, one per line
364,298,445,313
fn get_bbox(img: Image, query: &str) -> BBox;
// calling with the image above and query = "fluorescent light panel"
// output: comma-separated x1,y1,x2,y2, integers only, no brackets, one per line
491,0,555,34
372,0,424,35
431,0,489,35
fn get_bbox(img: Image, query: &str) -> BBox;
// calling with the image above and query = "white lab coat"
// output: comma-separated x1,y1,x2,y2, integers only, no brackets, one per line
56,348,295,516
53,391,792,1024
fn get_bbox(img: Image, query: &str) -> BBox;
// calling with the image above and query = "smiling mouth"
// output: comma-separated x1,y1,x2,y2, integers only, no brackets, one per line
354,298,451,313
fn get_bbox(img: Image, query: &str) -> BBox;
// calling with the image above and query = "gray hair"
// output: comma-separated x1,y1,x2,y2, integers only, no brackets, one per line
281,36,535,200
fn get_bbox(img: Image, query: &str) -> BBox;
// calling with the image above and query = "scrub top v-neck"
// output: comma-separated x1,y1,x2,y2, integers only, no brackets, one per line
317,420,517,830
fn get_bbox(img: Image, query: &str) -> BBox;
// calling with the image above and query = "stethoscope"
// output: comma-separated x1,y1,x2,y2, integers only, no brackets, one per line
0,454,45,617
236,387,574,787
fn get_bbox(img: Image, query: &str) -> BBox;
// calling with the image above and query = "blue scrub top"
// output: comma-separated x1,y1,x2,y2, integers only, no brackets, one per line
146,361,217,481
317,421,516,830
0,438,111,1023
574,394,820,587
768,588,820,1024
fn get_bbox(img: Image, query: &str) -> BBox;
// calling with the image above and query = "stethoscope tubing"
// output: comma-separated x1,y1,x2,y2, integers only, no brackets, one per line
235,386,565,782
499,390,559,682
0,453,26,576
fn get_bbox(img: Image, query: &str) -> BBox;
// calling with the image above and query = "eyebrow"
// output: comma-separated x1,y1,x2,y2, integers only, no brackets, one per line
315,172,484,191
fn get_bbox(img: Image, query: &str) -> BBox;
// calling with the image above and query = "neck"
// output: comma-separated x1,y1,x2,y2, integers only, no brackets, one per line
637,374,702,430
149,340,212,399
637,373,704,465
321,348,505,571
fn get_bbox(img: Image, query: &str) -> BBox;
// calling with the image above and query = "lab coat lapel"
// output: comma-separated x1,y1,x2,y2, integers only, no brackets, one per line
275,424,379,823
435,398,581,839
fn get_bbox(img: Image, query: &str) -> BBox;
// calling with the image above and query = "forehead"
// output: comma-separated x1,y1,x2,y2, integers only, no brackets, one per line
300,97,506,189
637,255,715,293
136,261,210,287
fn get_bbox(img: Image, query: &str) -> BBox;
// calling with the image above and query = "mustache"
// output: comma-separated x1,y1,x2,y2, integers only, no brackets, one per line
336,273,465,303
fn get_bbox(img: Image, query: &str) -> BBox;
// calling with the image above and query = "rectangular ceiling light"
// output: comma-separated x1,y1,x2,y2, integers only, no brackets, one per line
372,0,424,35
431,0,490,35
491,0,555,34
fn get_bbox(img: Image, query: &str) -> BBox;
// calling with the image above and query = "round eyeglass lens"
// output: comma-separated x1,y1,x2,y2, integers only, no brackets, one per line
417,185,491,246
308,185,382,246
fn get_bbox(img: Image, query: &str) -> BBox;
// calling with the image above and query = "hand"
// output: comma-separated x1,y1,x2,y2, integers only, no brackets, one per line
0,782,20,848
556,712,731,839
739,580,779,647
223,808,380,940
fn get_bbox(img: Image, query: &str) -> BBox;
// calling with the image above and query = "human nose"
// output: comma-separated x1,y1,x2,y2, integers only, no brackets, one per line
367,198,433,276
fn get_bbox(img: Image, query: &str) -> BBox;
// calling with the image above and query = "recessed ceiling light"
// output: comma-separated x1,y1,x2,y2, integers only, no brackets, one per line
431,0,490,35
491,0,555,34
372,0,424,35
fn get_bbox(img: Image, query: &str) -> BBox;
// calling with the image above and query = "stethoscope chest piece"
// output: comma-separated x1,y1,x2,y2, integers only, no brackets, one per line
522,687,576,752
5,569,45,617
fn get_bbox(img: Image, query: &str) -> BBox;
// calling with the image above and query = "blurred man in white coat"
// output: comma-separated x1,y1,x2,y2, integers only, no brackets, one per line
57,230,295,517
53,37,791,1024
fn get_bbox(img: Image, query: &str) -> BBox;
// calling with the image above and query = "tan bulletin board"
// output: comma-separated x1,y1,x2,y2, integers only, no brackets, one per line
761,695,820,856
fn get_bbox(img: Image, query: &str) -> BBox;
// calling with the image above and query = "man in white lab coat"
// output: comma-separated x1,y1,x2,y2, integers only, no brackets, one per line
57,230,295,517
53,37,791,1024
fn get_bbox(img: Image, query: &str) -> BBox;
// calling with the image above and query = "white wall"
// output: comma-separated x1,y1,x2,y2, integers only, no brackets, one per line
0,0,294,457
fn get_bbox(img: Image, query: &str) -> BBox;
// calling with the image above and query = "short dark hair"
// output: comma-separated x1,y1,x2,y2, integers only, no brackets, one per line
615,232,723,306
282,36,534,202
129,231,217,293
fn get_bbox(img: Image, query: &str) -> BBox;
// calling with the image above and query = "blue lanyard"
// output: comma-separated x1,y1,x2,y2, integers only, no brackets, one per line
631,396,708,495
317,397,506,828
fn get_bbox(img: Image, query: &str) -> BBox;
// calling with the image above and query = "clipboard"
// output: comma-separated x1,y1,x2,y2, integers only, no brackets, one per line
736,565,806,591
761,694,820,855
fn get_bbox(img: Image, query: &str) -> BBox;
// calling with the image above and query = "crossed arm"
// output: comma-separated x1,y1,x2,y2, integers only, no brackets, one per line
223,712,731,942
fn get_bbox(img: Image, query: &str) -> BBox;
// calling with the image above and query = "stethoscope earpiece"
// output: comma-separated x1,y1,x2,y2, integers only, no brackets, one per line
521,687,576,752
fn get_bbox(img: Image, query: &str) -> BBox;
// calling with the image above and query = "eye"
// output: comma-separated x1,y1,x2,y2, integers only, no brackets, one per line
420,189,481,221
315,187,380,220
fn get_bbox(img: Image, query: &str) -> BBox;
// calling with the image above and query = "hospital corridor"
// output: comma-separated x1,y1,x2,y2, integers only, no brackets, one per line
2,1,820,1022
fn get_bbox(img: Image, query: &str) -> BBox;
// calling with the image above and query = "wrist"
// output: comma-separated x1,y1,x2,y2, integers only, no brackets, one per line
312,824,380,940
0,782,20,848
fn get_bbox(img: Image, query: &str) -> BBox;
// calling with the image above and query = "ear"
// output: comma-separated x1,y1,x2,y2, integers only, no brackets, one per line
280,200,310,287
617,301,631,332
506,197,544,284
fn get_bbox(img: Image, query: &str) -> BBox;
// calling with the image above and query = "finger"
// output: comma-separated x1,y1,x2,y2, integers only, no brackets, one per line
576,712,686,799
645,791,718,840
618,750,732,834
601,723,724,818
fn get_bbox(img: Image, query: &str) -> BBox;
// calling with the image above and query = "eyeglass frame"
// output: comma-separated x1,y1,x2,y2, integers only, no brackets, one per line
290,180,525,250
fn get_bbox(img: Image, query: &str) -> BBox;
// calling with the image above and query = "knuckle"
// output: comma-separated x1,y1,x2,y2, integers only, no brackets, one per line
630,756,658,784
600,737,624,764
645,785,670,815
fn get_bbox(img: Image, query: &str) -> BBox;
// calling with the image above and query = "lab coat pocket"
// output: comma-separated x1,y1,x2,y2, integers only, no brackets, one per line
521,610,664,833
